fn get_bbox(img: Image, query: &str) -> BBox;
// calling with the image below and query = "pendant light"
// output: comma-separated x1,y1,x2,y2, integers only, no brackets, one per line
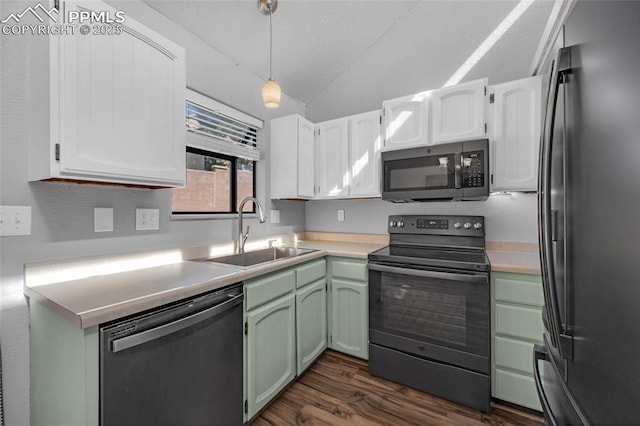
259,0,280,108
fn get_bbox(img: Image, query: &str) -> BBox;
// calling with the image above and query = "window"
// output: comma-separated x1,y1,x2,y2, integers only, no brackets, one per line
172,89,263,216
172,148,256,214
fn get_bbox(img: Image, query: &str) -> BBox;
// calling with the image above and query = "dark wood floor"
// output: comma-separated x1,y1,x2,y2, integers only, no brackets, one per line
251,350,544,426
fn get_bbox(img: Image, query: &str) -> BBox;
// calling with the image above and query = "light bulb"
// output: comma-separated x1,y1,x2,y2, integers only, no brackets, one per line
262,78,281,108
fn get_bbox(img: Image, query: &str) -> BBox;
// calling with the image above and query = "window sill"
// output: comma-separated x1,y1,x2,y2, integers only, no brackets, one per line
171,213,258,221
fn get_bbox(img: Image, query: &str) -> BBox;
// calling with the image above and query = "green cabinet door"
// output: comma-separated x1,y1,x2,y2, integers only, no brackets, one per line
329,278,368,359
296,279,328,374
246,293,296,419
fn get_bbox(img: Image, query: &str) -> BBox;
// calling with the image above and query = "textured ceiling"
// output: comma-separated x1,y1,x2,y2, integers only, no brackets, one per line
143,0,554,110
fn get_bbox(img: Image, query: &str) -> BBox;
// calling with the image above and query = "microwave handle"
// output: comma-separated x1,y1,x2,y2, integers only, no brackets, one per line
454,152,462,189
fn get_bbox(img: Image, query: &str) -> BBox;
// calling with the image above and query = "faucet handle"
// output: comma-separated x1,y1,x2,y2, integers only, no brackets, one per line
268,239,278,248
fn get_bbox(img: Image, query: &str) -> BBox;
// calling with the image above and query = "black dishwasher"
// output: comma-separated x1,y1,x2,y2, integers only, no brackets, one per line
99,283,243,426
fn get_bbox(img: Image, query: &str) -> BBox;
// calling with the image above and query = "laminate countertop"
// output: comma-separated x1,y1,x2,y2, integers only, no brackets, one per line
486,242,541,275
23,236,539,329
24,240,385,329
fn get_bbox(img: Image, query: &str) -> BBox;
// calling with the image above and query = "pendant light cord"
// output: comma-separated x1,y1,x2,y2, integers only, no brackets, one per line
269,7,273,79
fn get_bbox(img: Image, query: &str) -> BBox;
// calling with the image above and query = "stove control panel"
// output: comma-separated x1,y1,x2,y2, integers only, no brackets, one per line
388,215,485,236
416,218,448,229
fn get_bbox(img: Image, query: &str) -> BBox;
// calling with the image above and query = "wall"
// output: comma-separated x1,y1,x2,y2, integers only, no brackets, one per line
304,0,554,123
306,193,538,243
0,1,306,424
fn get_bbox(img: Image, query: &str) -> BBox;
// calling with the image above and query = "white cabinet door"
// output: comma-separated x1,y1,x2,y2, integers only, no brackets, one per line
298,117,316,198
382,92,429,150
315,118,349,198
349,110,382,197
431,78,487,144
270,114,314,199
53,0,185,186
489,76,542,191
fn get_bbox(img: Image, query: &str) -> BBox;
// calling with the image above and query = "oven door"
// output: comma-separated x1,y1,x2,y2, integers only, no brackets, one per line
368,262,490,374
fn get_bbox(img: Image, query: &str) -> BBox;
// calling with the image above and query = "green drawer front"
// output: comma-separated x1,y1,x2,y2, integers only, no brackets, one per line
495,304,544,342
495,336,536,375
494,368,542,411
494,273,543,307
330,258,367,282
296,259,326,289
245,269,295,311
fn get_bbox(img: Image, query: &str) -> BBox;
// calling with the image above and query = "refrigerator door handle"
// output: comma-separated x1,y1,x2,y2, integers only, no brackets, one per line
533,344,558,426
541,305,550,332
538,47,571,356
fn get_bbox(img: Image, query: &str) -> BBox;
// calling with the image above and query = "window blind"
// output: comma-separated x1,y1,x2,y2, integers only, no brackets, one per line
185,88,263,161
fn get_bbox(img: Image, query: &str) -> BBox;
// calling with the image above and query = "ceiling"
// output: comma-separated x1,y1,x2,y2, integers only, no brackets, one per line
144,0,554,108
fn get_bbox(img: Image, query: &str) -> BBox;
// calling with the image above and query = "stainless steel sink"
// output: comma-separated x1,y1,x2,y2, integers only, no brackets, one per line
200,247,315,268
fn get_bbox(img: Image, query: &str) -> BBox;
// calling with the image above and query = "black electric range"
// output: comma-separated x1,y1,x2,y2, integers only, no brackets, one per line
368,215,492,413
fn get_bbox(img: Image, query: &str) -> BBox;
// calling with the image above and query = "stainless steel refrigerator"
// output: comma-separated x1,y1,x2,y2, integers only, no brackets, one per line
534,1,640,425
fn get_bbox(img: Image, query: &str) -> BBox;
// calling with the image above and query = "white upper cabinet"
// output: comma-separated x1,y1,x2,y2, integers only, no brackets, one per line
431,78,487,145
489,76,542,191
28,0,186,187
298,119,316,198
270,114,315,199
382,91,429,151
315,118,349,199
348,111,382,198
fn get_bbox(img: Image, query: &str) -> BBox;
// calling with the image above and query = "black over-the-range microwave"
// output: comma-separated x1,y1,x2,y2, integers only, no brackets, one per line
381,139,489,202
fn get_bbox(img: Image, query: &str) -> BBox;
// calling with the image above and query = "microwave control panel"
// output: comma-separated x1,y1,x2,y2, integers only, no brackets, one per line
462,151,484,188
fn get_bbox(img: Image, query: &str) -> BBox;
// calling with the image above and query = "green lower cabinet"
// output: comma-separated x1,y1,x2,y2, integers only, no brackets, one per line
246,293,296,419
30,300,99,426
327,256,369,360
244,259,329,421
491,271,544,411
296,279,328,374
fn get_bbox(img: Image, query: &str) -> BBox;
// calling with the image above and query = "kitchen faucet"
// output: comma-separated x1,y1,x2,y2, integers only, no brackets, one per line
236,196,266,253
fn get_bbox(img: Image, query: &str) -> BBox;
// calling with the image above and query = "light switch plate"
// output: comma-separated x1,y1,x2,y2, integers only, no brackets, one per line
270,209,280,224
136,208,159,231
94,208,113,232
337,209,345,222
0,206,32,236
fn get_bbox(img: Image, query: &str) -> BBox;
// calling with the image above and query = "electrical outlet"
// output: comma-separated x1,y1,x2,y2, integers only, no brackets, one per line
0,206,32,236
136,208,159,231
94,207,114,232
337,209,345,222
270,209,280,224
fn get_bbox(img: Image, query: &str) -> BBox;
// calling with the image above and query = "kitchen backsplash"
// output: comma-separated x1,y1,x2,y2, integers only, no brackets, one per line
305,192,538,243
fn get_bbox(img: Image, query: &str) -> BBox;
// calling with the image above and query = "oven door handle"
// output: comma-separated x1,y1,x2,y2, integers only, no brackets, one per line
368,263,487,284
